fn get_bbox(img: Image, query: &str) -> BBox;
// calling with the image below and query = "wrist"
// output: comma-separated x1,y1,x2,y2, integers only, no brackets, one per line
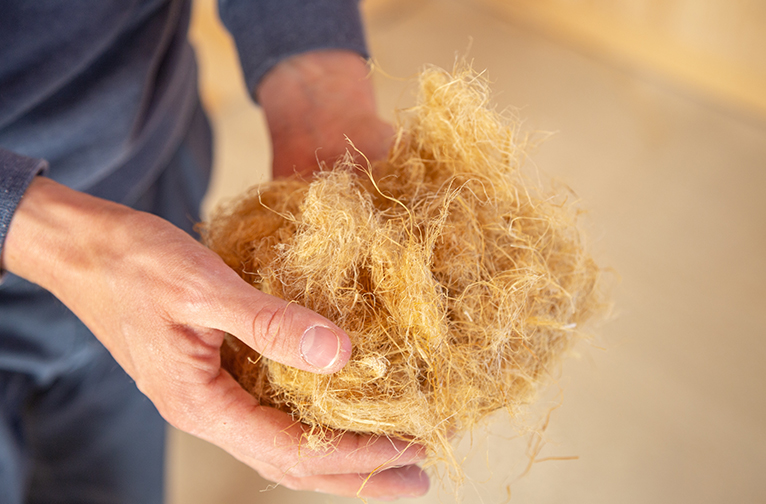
256,49,376,116
256,50,387,178
2,177,133,296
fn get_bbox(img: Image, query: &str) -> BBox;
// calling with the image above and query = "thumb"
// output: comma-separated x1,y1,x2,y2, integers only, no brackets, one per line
198,265,352,374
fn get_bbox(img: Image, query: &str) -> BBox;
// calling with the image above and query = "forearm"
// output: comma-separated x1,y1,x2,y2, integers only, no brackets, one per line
257,50,377,123
3,177,128,296
257,50,392,179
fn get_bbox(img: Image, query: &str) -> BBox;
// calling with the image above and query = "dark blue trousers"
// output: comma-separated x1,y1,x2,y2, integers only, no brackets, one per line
0,102,212,504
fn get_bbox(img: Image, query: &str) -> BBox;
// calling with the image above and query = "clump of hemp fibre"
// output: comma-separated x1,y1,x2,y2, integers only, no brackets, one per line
202,65,605,482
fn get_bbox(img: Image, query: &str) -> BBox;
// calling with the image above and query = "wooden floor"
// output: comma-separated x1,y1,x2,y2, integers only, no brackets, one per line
167,1,766,502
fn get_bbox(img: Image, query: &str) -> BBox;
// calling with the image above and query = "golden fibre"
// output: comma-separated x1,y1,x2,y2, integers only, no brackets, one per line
202,65,605,479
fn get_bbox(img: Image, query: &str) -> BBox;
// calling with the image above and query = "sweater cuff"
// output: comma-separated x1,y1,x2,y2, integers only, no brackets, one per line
1,149,49,280
218,0,368,98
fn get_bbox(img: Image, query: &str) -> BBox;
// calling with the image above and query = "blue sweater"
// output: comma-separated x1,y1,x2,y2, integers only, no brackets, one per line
0,0,367,262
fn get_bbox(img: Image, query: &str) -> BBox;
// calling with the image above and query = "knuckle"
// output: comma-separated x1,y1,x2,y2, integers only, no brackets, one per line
171,283,209,315
257,455,312,480
150,386,206,436
266,471,303,490
249,303,293,355
157,273,211,317
284,465,311,479
265,449,317,478
159,249,223,313
158,401,194,433
153,400,188,431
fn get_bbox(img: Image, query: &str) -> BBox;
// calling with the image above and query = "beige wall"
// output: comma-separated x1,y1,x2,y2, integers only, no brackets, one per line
172,2,766,503
473,0,766,119
192,0,766,121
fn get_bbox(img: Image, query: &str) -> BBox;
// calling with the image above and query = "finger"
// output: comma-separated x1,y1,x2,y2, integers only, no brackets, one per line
255,462,430,500
189,259,352,374
252,405,427,476
179,370,425,478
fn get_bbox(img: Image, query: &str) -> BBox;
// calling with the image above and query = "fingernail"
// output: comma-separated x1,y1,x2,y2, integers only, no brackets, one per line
300,325,341,369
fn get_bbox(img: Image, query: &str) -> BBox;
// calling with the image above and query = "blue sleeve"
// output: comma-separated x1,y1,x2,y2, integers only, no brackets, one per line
1,149,48,269
218,0,369,97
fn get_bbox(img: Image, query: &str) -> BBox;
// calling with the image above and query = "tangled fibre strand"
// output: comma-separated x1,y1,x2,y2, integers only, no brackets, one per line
202,65,604,482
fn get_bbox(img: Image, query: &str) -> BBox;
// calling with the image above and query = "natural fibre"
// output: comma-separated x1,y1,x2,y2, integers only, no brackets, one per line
202,66,604,478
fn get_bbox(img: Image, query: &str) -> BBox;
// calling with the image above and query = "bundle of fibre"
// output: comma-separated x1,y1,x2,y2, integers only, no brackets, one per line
203,66,604,475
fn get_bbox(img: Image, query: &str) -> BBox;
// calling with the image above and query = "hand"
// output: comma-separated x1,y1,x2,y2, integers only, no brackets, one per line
257,50,394,179
2,177,429,499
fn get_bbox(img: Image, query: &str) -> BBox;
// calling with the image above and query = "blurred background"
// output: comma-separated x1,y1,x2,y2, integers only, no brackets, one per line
167,0,766,502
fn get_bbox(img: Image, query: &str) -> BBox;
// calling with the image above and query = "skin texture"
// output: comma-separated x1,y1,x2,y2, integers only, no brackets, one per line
259,50,395,179
1,50,428,500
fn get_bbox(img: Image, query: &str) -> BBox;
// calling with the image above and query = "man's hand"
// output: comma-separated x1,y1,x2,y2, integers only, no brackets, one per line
257,50,394,179
2,177,429,499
